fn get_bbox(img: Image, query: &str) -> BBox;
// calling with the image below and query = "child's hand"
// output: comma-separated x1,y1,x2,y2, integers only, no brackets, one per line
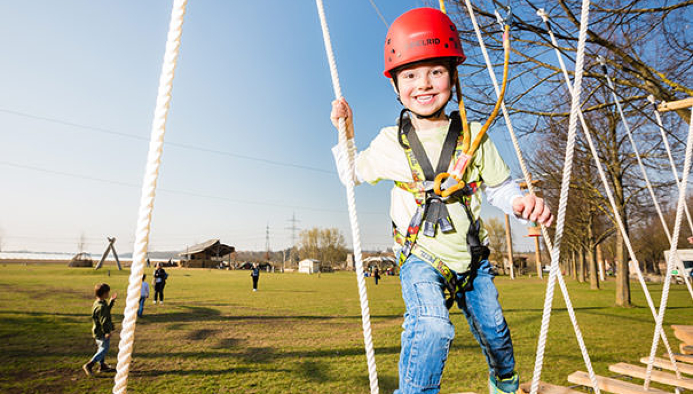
111,293,117,301
330,98,354,139
512,194,553,227
105,333,111,339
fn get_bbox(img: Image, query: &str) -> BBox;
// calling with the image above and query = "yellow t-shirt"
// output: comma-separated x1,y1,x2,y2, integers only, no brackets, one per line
356,121,510,273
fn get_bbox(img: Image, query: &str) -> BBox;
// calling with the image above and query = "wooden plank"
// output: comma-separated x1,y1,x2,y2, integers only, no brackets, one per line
567,371,669,394
681,344,693,355
609,362,693,390
658,98,693,113
671,353,693,364
640,357,693,375
519,381,584,394
672,325,693,345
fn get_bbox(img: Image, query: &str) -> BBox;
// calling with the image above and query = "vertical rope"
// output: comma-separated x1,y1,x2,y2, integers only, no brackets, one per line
529,0,596,393
112,1,187,393
539,10,681,380
644,106,693,388
462,2,600,394
314,1,379,393
602,67,693,301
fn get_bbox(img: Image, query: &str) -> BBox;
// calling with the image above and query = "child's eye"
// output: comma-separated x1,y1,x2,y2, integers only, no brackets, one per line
402,72,415,79
431,68,446,76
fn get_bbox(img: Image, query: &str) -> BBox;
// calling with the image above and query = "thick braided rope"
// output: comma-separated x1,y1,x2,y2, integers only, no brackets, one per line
461,3,600,394
530,1,597,393
314,1,378,393
644,107,693,389
603,70,693,301
540,10,682,380
649,95,693,237
112,1,187,393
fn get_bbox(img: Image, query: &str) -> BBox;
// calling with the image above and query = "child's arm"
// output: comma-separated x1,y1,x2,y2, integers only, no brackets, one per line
485,178,553,227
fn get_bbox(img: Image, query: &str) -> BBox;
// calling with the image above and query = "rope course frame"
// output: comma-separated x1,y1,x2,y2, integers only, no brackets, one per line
538,9,685,383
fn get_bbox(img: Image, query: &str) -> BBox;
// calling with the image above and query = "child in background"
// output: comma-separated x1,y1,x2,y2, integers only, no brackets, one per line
83,283,117,376
330,8,553,394
138,274,150,317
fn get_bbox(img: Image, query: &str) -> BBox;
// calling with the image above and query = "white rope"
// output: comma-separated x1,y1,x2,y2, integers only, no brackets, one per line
314,1,379,393
461,3,600,394
601,66,693,301
644,107,693,388
539,12,682,381
649,95,693,236
112,1,187,393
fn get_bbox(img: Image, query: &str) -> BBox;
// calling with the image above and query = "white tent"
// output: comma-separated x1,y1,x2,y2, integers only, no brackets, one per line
298,259,320,274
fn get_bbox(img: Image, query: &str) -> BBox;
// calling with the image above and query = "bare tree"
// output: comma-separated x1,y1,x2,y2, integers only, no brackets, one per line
448,0,692,306
298,227,348,267
485,217,507,265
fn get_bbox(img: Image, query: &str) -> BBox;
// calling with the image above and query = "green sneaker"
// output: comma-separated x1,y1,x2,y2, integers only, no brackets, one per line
489,372,520,394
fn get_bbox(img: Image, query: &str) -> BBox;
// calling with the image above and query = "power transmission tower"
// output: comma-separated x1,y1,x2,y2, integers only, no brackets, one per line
286,213,301,265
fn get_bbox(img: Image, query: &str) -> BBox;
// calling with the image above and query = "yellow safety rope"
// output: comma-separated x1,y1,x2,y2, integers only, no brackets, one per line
434,1,511,198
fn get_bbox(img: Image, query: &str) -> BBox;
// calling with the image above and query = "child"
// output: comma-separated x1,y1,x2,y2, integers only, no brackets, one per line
83,283,117,376
330,8,553,394
138,274,150,317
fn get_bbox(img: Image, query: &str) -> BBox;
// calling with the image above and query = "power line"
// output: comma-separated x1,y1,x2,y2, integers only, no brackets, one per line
0,108,336,175
0,160,384,215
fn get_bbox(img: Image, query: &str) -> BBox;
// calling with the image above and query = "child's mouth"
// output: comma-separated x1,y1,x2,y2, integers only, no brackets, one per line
415,94,435,104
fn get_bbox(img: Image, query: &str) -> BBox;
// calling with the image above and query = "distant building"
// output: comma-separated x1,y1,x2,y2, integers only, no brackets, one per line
298,259,320,274
179,239,234,268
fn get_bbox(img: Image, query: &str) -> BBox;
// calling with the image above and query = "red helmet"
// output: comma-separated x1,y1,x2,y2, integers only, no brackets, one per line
383,8,465,78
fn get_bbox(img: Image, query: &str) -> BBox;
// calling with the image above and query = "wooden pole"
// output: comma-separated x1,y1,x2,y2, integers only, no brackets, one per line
504,214,515,279
534,236,543,278
658,97,693,113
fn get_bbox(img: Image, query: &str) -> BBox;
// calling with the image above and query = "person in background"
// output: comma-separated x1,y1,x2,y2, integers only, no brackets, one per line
153,262,168,304
251,263,260,292
138,274,150,317
374,267,381,285
83,283,117,376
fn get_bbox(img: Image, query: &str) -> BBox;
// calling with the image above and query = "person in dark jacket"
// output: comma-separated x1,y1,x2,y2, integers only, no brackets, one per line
374,267,381,285
83,283,117,376
251,263,260,292
153,262,168,304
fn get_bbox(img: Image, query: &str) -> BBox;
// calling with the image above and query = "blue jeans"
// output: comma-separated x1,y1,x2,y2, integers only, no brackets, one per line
395,256,515,394
138,297,146,317
90,337,110,364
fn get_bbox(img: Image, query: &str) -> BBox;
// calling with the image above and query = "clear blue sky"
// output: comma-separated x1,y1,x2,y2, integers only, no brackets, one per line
0,0,535,255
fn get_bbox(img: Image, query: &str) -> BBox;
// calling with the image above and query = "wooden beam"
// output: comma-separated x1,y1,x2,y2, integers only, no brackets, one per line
609,362,693,390
519,381,584,394
672,325,693,346
671,353,693,364
681,344,693,355
567,371,669,394
640,356,693,375
658,98,693,113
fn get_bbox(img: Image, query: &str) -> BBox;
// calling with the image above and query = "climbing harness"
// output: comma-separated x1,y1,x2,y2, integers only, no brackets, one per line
393,109,487,308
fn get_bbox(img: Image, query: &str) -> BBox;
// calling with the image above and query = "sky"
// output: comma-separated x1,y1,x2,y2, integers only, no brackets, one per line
0,0,539,255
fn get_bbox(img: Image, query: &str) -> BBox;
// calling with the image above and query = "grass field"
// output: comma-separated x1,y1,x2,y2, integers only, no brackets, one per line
0,264,691,394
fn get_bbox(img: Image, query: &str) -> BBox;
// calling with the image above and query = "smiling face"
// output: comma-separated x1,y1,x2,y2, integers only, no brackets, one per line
394,61,453,118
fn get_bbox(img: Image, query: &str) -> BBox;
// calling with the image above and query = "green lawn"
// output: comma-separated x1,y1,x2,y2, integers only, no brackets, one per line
0,264,691,394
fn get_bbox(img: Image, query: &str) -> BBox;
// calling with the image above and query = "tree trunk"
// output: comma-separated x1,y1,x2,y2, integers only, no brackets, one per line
571,249,577,280
589,244,600,290
615,230,631,307
578,246,586,283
